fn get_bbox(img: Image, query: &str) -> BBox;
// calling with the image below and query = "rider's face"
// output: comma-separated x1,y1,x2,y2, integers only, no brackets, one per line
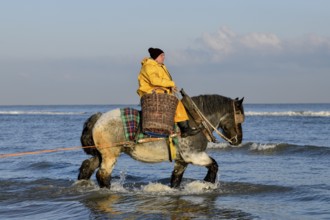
155,53,165,64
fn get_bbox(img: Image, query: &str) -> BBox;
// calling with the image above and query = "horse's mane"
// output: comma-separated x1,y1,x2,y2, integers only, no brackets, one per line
191,94,233,115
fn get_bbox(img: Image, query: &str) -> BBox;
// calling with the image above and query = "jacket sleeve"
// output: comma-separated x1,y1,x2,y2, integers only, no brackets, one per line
145,65,175,88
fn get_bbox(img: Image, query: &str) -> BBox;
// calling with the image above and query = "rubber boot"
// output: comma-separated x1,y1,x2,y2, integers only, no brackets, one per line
178,121,200,137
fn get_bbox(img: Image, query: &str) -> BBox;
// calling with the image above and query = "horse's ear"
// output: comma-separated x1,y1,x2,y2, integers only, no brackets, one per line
239,97,244,105
235,97,244,105
235,97,244,106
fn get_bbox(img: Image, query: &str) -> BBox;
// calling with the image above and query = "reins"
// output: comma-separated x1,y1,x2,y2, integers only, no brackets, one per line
188,97,235,144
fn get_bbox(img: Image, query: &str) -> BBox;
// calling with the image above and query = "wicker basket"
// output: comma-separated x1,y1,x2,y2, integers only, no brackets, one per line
141,93,178,136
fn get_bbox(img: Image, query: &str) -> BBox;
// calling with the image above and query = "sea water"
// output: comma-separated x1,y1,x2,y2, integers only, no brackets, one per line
0,104,329,219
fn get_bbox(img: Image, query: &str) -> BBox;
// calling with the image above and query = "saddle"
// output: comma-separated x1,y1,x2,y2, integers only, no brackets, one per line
120,108,177,161
120,108,178,140
120,90,215,143
119,90,216,161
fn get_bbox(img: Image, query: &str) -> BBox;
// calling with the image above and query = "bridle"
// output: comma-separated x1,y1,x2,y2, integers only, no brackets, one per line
192,99,244,144
233,100,245,124
226,100,245,144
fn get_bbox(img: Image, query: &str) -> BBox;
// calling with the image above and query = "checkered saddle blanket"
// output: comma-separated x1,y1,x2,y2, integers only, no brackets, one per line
120,108,144,141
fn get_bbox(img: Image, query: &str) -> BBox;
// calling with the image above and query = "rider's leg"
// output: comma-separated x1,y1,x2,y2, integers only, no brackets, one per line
175,101,200,137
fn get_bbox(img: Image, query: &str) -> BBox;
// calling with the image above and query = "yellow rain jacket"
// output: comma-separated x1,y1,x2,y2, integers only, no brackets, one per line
137,58,189,122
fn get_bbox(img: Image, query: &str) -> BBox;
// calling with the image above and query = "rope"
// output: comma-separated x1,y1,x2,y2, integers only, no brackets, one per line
0,138,169,159
0,145,95,158
0,140,135,159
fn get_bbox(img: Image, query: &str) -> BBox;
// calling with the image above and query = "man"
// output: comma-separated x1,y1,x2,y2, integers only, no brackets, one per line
137,47,199,137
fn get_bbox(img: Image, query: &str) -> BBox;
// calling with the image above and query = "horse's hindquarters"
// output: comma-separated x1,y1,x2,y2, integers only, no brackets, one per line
123,139,171,163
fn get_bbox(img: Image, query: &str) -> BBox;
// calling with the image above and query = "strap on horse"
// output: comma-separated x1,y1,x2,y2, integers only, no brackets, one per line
180,89,217,143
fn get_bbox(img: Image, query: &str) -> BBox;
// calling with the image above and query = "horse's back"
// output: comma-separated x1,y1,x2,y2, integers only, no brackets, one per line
93,108,126,143
96,108,121,123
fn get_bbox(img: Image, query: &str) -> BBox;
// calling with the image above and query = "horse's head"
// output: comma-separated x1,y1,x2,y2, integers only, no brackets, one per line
189,94,245,146
218,97,245,145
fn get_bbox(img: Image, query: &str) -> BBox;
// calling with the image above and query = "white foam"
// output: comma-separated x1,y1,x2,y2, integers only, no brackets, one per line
73,179,221,196
142,183,176,194
110,182,129,193
207,142,230,149
182,181,219,194
250,143,277,151
246,111,330,117
141,181,219,195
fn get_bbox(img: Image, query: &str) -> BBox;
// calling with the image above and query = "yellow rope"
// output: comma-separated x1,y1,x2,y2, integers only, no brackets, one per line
0,139,170,159
0,141,133,159
0,145,95,158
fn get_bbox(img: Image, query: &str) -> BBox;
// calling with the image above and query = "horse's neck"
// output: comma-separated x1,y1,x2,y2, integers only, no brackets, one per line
192,95,232,128
202,110,225,130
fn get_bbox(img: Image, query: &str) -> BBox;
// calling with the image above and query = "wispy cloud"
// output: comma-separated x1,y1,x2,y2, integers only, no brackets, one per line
169,26,330,70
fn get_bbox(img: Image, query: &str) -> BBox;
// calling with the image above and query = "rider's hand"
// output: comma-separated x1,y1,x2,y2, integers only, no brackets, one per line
171,86,179,93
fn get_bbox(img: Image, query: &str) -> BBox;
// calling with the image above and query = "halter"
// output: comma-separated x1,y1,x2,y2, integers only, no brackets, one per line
233,100,245,124
213,100,245,144
226,100,245,144
214,100,244,144
190,98,244,144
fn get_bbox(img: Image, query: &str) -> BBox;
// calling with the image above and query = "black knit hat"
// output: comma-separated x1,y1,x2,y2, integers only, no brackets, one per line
148,47,164,59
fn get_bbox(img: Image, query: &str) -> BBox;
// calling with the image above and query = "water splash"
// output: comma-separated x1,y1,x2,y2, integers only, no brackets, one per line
142,183,176,194
182,181,219,194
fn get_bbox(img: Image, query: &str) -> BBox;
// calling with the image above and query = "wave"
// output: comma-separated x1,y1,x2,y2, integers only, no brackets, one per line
2,108,329,117
0,111,85,115
245,111,330,117
2,110,330,117
208,142,330,156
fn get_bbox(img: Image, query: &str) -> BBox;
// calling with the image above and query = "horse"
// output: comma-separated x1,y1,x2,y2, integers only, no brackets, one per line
78,94,245,189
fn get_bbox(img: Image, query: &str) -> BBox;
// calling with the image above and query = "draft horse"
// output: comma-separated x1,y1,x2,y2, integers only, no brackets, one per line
78,94,245,188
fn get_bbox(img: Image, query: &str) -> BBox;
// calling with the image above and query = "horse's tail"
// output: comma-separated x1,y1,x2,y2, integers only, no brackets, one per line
80,112,103,156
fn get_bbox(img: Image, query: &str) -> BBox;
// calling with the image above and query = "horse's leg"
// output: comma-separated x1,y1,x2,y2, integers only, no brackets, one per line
78,156,100,180
170,159,188,188
179,150,219,184
203,157,218,183
96,146,121,188
91,110,126,188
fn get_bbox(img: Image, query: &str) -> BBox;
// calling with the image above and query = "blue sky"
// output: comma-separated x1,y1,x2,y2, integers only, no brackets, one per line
1,0,329,105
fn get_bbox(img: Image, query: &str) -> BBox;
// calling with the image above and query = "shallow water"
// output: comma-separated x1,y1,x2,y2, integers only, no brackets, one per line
1,104,330,219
